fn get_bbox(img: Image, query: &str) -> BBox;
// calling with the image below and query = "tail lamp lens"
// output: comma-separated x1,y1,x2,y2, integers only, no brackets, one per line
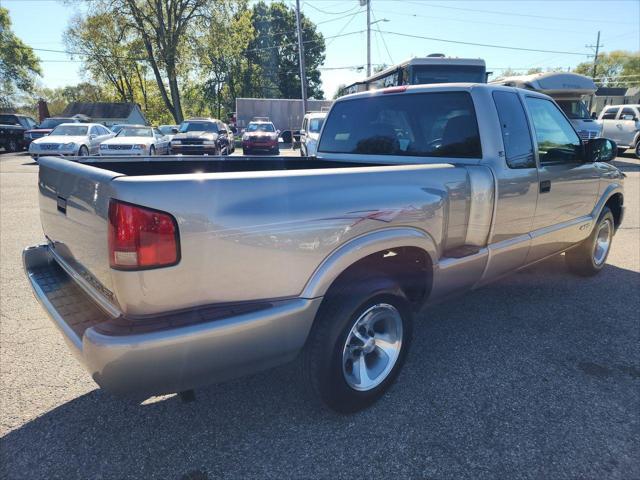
108,200,179,270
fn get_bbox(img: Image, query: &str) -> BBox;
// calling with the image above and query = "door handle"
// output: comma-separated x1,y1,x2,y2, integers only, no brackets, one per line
539,180,551,193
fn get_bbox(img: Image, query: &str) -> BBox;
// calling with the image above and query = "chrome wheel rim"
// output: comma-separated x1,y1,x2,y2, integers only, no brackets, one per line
593,218,612,266
342,303,403,392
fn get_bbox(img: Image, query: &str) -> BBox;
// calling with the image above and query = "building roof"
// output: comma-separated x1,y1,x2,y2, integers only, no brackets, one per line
61,102,140,119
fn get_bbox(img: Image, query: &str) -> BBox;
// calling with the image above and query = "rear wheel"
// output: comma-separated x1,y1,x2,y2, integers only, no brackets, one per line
566,207,614,276
302,275,413,413
6,138,18,152
78,145,89,157
635,141,640,159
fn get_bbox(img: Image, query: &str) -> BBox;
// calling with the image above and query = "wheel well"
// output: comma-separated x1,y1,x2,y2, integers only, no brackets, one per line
605,193,624,229
325,247,433,308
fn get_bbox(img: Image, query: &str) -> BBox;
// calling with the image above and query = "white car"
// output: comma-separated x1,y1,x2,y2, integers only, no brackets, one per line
99,125,171,156
29,123,114,160
300,112,326,156
599,104,640,158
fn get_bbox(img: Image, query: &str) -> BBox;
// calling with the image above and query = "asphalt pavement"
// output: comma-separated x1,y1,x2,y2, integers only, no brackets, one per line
1,151,638,480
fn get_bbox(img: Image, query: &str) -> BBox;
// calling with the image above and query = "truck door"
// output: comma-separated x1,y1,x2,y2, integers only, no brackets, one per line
616,107,639,147
479,90,539,284
600,107,620,143
523,96,600,262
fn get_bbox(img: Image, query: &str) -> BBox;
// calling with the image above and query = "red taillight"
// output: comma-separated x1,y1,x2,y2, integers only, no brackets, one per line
108,200,179,270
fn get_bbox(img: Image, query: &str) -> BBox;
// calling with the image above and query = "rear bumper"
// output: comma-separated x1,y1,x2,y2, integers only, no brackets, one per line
23,244,321,398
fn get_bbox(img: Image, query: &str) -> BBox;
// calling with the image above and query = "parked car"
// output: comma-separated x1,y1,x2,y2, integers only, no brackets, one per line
299,112,326,156
24,84,623,412
0,113,38,152
242,119,279,154
28,123,114,159
99,125,170,156
24,117,87,146
598,104,640,158
170,118,231,155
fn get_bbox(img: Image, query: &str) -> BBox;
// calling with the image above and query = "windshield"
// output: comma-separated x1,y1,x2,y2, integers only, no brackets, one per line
556,100,591,120
179,121,218,133
308,118,325,133
40,118,71,129
110,125,124,133
411,65,486,84
50,125,88,136
246,123,275,132
117,127,153,137
158,125,176,135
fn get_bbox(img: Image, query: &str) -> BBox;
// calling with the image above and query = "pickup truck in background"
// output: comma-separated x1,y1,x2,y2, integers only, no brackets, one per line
599,104,640,158
24,84,623,412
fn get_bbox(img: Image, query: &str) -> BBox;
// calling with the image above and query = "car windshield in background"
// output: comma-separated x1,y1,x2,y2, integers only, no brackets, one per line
110,125,125,134
0,115,19,125
50,125,88,136
246,123,275,132
117,127,153,137
308,118,325,133
318,91,481,158
556,100,591,120
179,122,218,133
158,126,176,135
39,118,71,129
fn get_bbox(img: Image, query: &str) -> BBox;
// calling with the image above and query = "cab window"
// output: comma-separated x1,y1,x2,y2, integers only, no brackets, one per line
525,97,582,164
601,107,619,120
620,107,638,121
493,91,535,168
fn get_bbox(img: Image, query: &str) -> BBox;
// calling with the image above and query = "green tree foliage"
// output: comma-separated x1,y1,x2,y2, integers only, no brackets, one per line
246,1,325,99
573,51,640,87
0,6,41,108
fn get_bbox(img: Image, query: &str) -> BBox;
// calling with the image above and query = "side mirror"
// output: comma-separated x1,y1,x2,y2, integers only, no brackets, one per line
171,128,179,134
276,129,281,135
591,112,597,120
299,129,306,136
585,138,616,163
621,114,635,121
90,134,97,140
218,129,227,135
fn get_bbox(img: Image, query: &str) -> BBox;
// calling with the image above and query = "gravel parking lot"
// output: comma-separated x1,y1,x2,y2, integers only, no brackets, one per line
1,151,638,479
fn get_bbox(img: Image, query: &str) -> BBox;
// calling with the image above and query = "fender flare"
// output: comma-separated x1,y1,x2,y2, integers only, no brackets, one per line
591,183,623,220
300,227,439,299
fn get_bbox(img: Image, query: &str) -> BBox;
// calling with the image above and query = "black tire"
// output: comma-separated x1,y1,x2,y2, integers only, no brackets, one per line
635,141,640,159
566,207,614,277
242,148,249,155
273,147,280,155
301,275,413,413
6,139,18,153
149,145,156,156
78,145,89,157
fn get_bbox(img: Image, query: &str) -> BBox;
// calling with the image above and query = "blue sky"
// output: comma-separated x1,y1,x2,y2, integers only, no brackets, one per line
3,0,639,98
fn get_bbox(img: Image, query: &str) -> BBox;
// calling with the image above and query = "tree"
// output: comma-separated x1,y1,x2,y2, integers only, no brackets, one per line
246,1,325,99
573,51,640,87
0,7,41,107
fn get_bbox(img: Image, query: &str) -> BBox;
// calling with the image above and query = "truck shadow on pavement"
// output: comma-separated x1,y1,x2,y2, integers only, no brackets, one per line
2,256,639,479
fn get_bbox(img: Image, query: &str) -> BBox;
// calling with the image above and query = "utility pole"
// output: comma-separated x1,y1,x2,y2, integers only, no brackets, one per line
586,31,603,111
295,0,308,117
366,0,371,77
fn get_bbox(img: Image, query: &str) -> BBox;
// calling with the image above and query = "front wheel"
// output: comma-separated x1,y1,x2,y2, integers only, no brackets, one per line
635,141,640,159
78,145,89,157
566,207,614,276
149,145,156,156
6,139,18,152
302,276,413,413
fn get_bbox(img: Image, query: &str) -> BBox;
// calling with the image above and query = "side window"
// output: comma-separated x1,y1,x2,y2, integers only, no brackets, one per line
525,96,582,164
492,91,535,169
620,107,638,121
601,107,619,120
90,126,99,136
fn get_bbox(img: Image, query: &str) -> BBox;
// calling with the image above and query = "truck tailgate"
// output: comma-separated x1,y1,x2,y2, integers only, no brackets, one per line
38,157,122,309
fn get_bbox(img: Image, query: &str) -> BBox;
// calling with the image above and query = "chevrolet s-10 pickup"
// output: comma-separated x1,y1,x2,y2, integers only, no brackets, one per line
24,84,623,412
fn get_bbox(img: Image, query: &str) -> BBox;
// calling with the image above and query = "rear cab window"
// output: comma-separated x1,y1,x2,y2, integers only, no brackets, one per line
492,91,535,168
318,91,482,159
601,107,619,120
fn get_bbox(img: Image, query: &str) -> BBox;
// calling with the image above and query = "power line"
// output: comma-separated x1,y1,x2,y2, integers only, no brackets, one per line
379,30,590,56
303,2,361,15
404,1,638,25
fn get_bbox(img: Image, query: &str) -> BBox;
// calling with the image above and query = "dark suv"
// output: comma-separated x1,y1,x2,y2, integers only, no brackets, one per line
170,118,231,155
0,113,38,152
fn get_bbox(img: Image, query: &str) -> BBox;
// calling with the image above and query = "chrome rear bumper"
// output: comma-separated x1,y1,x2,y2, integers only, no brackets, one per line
23,244,321,398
